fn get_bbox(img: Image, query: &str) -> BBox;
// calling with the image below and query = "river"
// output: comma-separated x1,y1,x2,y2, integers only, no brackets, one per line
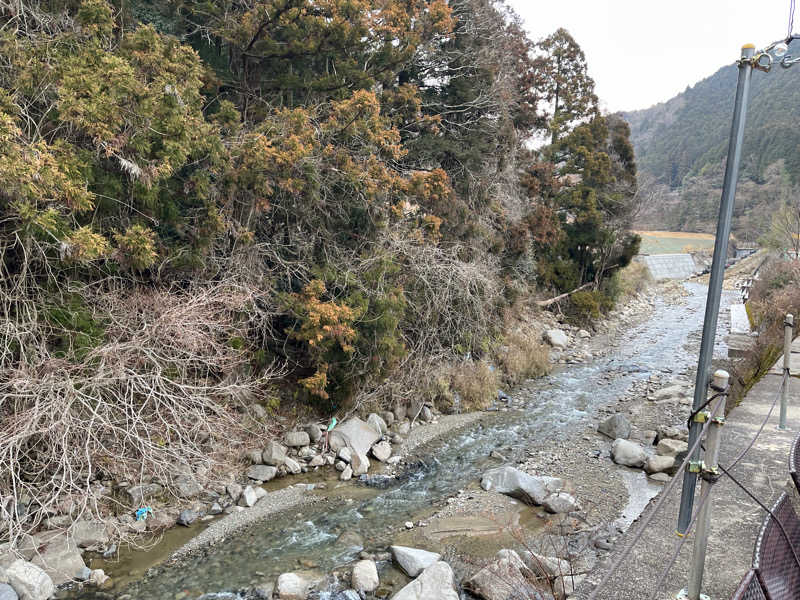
74,282,736,600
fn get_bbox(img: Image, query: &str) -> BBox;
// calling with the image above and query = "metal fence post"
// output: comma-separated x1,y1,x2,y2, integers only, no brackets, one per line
681,369,729,600
780,313,794,430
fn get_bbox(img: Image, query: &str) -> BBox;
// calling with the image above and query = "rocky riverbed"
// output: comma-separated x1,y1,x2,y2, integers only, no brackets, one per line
1,280,735,600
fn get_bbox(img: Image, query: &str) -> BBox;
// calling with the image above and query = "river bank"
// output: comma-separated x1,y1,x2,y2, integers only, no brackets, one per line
21,278,724,600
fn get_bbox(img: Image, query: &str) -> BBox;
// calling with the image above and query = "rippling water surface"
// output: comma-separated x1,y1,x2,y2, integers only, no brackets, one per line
81,283,735,599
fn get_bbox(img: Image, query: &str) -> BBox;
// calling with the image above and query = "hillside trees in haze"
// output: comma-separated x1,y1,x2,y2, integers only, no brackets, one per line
0,0,640,539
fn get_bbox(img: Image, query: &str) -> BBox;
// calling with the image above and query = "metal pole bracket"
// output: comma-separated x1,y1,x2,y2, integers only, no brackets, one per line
693,411,709,424
688,461,705,474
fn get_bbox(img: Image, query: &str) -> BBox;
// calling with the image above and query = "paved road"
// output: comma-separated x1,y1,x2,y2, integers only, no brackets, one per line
578,341,800,600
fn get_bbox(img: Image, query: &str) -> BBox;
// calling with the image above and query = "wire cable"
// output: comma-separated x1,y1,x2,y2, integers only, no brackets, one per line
718,462,800,572
585,399,720,600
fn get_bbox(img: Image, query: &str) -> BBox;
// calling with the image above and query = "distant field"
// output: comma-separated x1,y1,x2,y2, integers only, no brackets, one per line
634,230,716,255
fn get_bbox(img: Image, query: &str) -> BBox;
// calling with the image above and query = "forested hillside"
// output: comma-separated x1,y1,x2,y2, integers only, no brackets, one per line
624,56,800,239
0,0,641,540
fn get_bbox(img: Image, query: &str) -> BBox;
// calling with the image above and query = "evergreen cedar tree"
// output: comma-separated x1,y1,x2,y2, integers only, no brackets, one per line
0,0,640,405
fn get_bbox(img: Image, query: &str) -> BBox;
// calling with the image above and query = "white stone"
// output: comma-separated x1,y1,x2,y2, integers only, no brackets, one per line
390,546,441,577
644,455,675,474
544,329,569,349
351,452,370,476
371,441,392,462
480,466,562,505
276,572,309,600
391,561,458,600
351,559,379,593
543,492,580,514
5,560,54,600
611,438,646,468
284,457,302,475
656,438,688,458
238,486,258,507
329,418,381,456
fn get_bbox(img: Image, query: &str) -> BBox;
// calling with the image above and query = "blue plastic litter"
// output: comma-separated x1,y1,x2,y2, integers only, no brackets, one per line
135,506,153,521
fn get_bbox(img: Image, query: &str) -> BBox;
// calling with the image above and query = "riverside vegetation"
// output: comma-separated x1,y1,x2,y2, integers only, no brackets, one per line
0,0,644,594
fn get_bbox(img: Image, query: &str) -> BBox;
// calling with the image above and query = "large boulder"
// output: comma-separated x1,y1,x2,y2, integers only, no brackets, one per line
480,467,562,506
20,531,86,585
262,441,287,466
125,483,163,505
598,414,631,440
5,560,55,600
390,546,441,577
656,438,688,458
544,329,569,349
329,418,382,456
238,486,258,507
463,550,543,600
276,572,309,600
391,561,459,600
351,559,379,593
611,439,646,468
644,455,675,474
284,457,302,475
246,465,277,482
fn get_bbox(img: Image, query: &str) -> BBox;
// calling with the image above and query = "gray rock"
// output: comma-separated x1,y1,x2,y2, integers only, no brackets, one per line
644,455,675,474
335,531,364,551
351,559,379,593
5,560,54,600
284,457,302,475
74,566,91,582
177,510,198,526
340,465,353,481
70,520,109,549
656,438,688,458
522,551,570,580
649,472,671,483
262,441,287,466
20,531,86,585
285,431,310,448
209,503,223,515
381,411,396,426
420,406,433,422
298,446,315,459
555,574,585,598
543,492,580,514
367,413,388,435
276,572,309,600
304,424,322,443
226,483,243,502
329,417,381,456
393,403,407,422
254,487,268,501
578,329,591,338
0,584,17,600
652,384,686,401
246,449,264,464
480,466,562,505
250,404,267,419
238,486,258,507
391,561,458,600
464,549,543,600
88,569,109,587
611,439,646,468
351,452,370,476
173,473,203,498
390,546,441,577
308,455,324,467
395,421,411,436
246,465,277,482
335,460,347,472
544,329,569,349
371,441,392,462
337,447,352,463
125,483,163,504
598,414,631,440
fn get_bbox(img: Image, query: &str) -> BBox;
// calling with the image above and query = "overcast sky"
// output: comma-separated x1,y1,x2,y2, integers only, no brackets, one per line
507,0,794,113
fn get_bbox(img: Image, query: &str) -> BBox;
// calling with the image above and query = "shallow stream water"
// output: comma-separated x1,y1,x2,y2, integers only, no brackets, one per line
75,283,735,599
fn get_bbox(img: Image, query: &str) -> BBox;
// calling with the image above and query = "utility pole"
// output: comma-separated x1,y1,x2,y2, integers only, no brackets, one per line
677,44,755,536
